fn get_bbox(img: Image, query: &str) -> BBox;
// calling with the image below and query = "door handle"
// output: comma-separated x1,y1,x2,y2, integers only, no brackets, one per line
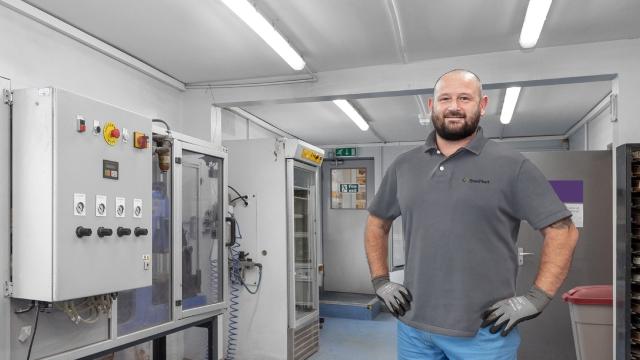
518,247,535,266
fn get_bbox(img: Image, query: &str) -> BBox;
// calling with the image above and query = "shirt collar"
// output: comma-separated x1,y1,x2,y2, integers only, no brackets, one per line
423,127,488,155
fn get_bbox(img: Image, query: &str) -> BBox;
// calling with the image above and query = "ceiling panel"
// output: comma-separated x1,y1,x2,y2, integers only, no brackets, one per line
23,0,640,83
502,81,612,137
398,1,527,62
397,0,640,63
354,96,426,142
258,0,400,72
540,1,640,47
242,102,381,145
25,0,295,82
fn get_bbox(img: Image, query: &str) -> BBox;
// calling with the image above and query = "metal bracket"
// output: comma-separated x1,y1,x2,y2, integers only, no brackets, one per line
3,89,12,105
4,281,13,297
175,157,182,164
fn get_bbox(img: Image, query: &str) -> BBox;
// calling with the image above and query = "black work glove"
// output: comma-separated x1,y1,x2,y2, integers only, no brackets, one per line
481,285,552,336
372,275,412,317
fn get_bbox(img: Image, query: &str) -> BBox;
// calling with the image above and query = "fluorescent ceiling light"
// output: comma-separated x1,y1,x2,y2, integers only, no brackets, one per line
500,87,521,125
221,0,306,70
519,0,552,48
333,100,369,131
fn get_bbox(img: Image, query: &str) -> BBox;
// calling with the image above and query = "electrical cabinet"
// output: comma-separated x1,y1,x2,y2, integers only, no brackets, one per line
11,88,152,301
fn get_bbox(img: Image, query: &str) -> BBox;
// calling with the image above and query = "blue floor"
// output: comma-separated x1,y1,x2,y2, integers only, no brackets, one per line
310,312,397,360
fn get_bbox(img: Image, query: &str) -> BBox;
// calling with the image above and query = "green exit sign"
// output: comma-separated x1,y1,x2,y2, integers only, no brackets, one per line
340,184,359,193
335,147,357,157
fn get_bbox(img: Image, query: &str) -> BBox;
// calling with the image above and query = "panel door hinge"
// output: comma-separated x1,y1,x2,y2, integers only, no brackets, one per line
175,157,182,164
3,89,12,105
4,281,13,297
610,93,618,122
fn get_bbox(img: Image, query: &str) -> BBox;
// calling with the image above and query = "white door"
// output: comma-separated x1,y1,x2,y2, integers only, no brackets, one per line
321,158,375,294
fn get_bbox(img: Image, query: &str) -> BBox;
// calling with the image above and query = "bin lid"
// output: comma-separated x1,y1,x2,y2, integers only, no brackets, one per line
562,285,612,305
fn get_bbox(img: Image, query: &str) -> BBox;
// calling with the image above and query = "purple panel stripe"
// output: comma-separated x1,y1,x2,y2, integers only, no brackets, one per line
549,180,584,203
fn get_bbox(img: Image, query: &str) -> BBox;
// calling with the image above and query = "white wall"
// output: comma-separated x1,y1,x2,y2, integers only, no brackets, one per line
588,105,614,150
569,103,613,151
570,126,587,151
221,109,280,140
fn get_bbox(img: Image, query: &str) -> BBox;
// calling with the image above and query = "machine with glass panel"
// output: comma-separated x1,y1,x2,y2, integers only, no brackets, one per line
225,138,324,360
5,87,228,359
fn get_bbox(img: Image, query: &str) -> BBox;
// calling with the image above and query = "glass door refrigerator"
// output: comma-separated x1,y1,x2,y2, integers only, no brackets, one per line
287,160,321,360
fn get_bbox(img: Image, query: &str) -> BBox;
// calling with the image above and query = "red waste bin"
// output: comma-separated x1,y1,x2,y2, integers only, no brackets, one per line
562,285,613,360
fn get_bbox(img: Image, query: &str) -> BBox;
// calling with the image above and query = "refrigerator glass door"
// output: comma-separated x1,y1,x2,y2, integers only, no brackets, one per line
290,161,319,326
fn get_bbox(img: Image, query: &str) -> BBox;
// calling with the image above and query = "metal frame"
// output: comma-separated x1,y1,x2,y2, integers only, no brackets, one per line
174,140,229,319
287,159,320,330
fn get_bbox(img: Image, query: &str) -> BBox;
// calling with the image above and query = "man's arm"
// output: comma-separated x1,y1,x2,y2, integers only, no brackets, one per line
365,214,412,317
482,216,579,335
364,214,393,278
534,216,580,296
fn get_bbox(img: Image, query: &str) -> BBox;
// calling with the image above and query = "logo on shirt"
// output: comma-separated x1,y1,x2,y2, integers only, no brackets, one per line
462,177,491,184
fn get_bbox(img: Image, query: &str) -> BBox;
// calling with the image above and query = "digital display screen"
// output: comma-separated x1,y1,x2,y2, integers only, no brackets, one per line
103,160,119,180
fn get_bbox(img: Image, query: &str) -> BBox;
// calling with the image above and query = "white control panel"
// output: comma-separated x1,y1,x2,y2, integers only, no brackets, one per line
11,88,153,301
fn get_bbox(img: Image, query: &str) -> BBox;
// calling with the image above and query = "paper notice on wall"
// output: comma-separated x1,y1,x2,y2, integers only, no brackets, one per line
549,180,584,228
564,203,584,228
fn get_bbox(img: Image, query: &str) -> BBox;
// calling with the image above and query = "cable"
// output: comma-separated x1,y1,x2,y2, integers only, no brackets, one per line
241,265,262,295
14,301,35,314
26,302,40,360
226,223,241,360
152,119,171,132
228,186,248,207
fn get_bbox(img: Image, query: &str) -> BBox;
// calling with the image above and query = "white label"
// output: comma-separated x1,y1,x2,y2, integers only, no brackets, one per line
122,128,129,143
142,254,151,271
115,197,126,218
74,193,86,216
38,88,50,96
565,203,584,228
93,120,100,135
133,198,143,218
95,195,107,217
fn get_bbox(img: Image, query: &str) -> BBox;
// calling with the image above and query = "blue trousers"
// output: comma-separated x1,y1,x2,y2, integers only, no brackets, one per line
397,321,520,360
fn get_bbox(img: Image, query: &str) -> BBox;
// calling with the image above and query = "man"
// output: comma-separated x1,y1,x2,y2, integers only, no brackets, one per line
364,69,579,359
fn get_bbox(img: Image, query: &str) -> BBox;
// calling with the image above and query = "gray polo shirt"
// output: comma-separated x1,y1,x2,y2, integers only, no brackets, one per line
368,127,571,337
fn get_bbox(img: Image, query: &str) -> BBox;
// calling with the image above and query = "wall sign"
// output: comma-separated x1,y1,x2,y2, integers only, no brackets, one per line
549,180,584,228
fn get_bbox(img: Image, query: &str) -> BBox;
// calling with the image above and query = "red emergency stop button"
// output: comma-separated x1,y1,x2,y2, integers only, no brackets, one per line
111,128,120,139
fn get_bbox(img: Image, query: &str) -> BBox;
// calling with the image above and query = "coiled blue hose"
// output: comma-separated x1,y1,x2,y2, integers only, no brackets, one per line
225,224,242,360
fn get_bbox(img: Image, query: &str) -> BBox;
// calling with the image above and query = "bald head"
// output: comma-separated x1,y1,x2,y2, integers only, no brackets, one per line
433,69,483,98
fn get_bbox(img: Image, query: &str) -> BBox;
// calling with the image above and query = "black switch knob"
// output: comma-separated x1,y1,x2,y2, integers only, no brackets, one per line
117,227,132,237
97,227,113,238
76,226,92,238
134,227,148,237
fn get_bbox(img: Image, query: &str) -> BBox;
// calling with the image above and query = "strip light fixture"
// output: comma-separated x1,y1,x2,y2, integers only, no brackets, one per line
333,100,370,131
221,0,306,70
500,87,521,125
519,0,553,48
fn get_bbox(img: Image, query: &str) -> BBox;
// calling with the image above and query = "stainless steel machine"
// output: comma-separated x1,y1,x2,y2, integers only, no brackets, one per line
6,88,228,359
225,138,324,360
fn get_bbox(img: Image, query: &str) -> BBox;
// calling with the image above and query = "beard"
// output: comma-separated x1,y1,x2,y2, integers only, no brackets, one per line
431,108,481,141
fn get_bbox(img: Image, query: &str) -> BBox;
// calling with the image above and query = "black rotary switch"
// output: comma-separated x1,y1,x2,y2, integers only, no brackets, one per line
76,226,92,238
117,227,132,237
134,227,149,237
97,227,113,238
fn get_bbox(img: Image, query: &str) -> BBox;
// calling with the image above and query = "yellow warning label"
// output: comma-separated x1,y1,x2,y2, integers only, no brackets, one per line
301,148,323,165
